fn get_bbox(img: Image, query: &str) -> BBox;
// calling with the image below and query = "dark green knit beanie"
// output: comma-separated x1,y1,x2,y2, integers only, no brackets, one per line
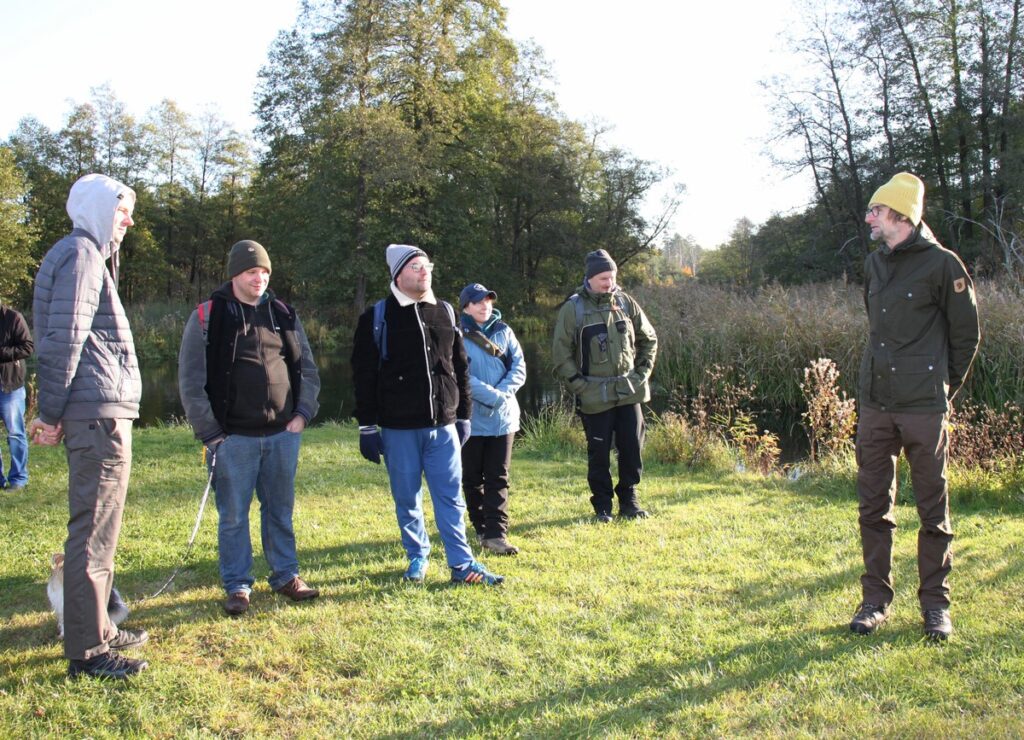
227,240,272,277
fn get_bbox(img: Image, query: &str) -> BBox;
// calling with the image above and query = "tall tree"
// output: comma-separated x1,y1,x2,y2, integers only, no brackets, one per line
0,147,38,303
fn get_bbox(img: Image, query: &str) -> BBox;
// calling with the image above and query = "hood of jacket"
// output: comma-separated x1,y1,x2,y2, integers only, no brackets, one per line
879,221,938,257
65,174,136,259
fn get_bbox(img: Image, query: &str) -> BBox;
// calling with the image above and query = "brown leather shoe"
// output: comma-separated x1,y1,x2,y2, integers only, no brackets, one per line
275,576,319,602
224,591,249,616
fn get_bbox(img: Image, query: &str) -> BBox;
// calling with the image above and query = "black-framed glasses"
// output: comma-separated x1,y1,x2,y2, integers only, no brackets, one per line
866,205,885,217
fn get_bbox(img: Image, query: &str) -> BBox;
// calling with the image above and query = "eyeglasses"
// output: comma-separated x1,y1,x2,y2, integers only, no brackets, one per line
407,262,434,273
866,205,886,217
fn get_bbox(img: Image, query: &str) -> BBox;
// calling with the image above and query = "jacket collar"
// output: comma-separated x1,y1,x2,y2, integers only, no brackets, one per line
391,282,437,307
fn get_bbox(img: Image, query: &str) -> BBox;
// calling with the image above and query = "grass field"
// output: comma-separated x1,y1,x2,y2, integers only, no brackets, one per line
2,424,1022,737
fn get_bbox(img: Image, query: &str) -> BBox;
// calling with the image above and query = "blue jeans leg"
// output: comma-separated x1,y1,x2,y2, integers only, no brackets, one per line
422,425,474,569
254,430,301,591
212,436,258,596
382,425,474,568
382,428,431,561
0,386,28,486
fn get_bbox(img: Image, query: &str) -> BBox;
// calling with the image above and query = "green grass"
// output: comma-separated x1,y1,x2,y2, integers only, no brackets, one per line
2,424,1023,737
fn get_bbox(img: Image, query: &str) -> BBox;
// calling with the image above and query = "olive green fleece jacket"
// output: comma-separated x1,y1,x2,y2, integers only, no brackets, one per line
858,225,980,413
551,285,658,414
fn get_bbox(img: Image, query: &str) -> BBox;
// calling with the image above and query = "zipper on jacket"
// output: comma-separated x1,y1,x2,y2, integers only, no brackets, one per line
414,302,436,424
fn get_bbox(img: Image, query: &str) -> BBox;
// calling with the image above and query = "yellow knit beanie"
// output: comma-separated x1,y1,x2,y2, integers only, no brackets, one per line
869,172,925,225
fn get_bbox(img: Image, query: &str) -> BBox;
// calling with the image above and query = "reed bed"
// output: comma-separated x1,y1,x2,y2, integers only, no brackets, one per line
634,279,1024,410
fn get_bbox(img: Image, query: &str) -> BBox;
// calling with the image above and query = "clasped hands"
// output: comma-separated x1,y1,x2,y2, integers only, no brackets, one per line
28,418,63,446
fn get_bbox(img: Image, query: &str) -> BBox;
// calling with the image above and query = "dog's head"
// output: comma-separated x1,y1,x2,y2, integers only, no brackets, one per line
50,553,64,572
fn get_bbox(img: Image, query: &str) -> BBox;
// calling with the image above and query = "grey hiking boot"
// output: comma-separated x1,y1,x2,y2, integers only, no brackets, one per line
923,608,952,640
850,602,890,635
107,628,149,651
481,537,519,556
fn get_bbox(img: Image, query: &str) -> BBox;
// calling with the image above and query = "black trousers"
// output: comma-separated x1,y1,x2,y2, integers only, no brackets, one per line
580,403,645,515
461,433,514,539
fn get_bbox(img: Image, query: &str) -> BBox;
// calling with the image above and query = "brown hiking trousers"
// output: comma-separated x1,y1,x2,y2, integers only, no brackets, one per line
855,406,952,610
62,418,133,661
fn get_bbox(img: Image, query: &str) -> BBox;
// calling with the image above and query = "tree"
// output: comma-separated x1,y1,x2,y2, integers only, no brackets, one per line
0,147,38,303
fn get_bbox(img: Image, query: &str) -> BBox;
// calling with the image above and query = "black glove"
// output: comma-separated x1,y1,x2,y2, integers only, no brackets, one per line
455,419,471,447
359,425,384,464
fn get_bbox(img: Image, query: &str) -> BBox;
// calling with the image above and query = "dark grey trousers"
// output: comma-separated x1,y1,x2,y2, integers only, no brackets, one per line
856,406,952,610
62,418,133,661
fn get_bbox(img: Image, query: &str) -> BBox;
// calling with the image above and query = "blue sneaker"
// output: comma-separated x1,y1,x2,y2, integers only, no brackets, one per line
450,561,504,586
403,557,429,582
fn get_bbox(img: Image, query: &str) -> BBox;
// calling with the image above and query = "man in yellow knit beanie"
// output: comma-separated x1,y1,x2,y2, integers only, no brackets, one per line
849,172,980,641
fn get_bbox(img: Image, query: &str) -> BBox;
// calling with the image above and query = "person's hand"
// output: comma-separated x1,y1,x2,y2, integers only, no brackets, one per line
455,419,471,447
205,435,227,454
359,425,384,464
286,415,307,433
29,418,63,446
492,391,513,410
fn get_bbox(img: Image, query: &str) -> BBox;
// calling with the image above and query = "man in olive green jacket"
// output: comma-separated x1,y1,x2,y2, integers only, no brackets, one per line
552,249,658,522
850,172,980,642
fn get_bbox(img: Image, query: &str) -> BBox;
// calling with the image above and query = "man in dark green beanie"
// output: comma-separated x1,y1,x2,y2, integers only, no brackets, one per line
551,249,658,522
178,239,321,616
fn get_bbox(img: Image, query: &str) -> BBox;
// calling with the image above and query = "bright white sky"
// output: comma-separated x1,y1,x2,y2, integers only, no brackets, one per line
0,0,811,248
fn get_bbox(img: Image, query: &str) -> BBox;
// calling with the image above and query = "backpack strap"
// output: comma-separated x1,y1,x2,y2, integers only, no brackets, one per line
569,292,632,333
196,300,213,338
372,298,388,364
441,300,457,328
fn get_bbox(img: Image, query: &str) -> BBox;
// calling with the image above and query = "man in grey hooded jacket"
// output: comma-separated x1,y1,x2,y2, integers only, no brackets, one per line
30,173,149,679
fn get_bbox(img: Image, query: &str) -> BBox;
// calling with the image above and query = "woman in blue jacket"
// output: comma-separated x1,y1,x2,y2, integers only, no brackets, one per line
459,283,527,555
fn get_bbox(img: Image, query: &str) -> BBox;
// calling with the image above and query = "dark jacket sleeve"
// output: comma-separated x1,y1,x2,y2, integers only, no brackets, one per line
292,315,321,423
0,310,33,363
453,328,472,420
350,307,380,427
940,253,981,400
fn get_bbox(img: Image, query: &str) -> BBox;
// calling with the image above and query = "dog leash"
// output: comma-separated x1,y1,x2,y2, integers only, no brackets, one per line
145,451,216,600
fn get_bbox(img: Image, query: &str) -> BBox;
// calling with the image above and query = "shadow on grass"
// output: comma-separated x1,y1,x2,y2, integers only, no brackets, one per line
378,624,922,738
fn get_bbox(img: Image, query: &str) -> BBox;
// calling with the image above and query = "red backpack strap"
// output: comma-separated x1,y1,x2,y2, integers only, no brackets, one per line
196,300,213,335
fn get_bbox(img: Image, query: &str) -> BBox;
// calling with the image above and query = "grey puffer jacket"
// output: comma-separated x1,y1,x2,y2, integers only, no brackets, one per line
32,175,141,424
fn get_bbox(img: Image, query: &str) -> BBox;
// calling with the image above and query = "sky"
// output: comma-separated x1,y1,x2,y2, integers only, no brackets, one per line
0,0,811,248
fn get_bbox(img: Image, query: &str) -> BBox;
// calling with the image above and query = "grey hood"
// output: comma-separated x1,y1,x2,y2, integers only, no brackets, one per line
65,173,136,259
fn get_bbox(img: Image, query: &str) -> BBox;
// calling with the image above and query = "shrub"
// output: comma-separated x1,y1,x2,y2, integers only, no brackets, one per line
518,401,585,456
800,357,857,463
646,411,733,472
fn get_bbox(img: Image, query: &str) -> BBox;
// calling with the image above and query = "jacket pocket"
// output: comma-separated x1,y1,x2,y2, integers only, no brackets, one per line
578,378,611,408
889,355,940,406
614,375,638,400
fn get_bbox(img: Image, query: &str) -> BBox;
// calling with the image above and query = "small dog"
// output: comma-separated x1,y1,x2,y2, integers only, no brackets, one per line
47,553,131,639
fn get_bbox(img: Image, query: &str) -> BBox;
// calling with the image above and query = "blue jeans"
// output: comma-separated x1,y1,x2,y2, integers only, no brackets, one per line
0,386,28,487
381,425,474,568
209,430,302,595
